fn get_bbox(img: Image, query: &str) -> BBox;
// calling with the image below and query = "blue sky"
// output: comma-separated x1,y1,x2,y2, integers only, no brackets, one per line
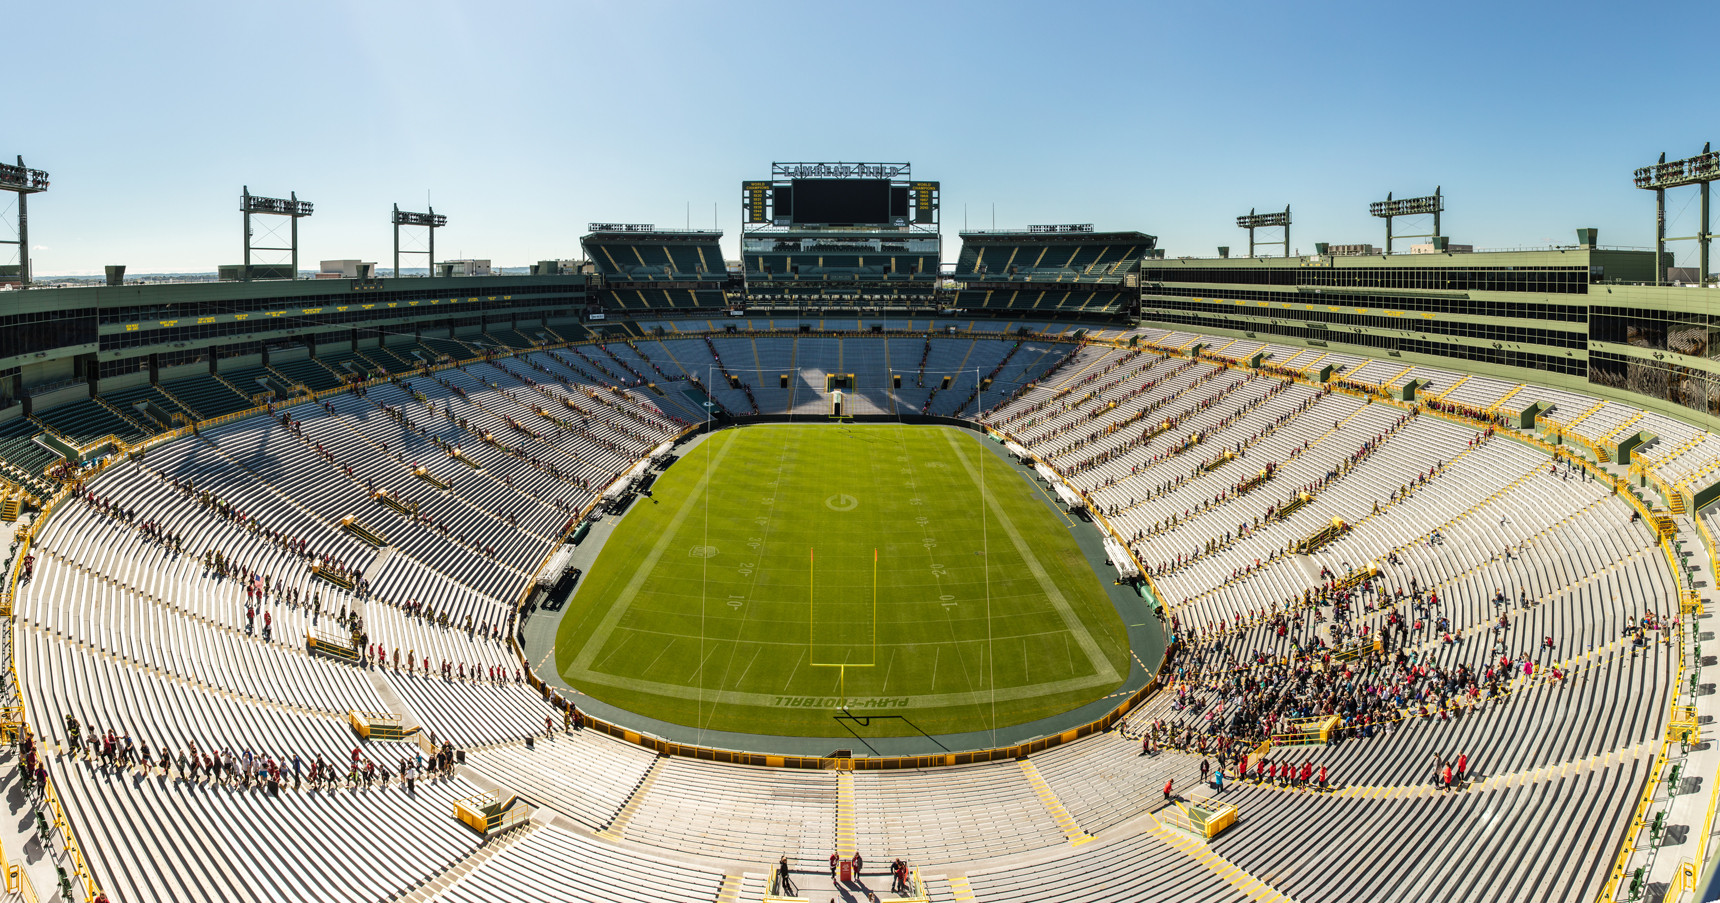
8,0,1719,275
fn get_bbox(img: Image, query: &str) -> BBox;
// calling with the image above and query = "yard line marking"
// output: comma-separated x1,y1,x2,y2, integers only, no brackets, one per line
780,647,806,691
729,644,764,690
687,640,724,682
590,632,636,672
943,428,1120,685
638,635,677,678
566,432,740,676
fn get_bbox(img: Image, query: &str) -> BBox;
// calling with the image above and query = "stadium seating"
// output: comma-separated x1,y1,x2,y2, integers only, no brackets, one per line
159,374,255,419
621,759,837,862
582,230,729,312
433,823,726,903
2,323,1705,903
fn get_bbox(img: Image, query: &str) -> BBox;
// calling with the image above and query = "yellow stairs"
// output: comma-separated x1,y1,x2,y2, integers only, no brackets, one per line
1432,374,1470,402
596,756,663,840
1018,759,1092,846
1644,433,1706,472
1381,364,1415,389
1294,352,1329,375
714,873,743,903
1484,384,1526,415
946,875,978,902
154,382,205,421
1563,399,1608,431
1145,812,1297,903
836,771,856,857
1675,457,1720,496
1598,412,1645,446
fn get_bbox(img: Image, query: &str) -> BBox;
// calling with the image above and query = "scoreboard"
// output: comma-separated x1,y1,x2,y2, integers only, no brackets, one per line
742,164,936,229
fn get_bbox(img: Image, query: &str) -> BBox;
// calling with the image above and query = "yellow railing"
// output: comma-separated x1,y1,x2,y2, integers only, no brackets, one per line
40,774,98,901
1596,517,1695,901
1272,714,1341,746
1662,509,1720,903
452,791,531,836
1661,859,1701,903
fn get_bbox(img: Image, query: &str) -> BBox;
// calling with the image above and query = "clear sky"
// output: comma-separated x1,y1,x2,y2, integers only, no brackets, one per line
7,0,1719,276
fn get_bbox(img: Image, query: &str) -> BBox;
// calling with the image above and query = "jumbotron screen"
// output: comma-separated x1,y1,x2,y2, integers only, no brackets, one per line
784,179,908,225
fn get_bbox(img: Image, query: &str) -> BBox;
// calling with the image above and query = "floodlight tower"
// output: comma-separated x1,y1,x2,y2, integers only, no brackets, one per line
1634,144,1718,286
241,186,314,280
392,204,447,277
1370,188,1443,255
0,156,49,288
1236,206,1291,257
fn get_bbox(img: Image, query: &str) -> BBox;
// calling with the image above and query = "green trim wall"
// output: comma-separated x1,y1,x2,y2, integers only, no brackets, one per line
1143,246,1720,438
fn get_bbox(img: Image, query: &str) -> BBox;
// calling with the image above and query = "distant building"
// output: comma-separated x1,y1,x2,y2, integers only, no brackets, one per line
1411,243,1473,254
317,260,377,279
437,259,491,277
217,263,295,281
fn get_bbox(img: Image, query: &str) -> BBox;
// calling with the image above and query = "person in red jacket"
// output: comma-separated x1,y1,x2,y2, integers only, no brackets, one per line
1163,779,1174,803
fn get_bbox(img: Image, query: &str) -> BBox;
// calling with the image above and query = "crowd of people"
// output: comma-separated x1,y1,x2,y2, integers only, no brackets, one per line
940,340,1026,417
56,711,464,794
1094,386,1328,518
69,447,529,694
1041,364,1242,468
1137,412,1430,583
1013,358,1201,451
981,343,1089,417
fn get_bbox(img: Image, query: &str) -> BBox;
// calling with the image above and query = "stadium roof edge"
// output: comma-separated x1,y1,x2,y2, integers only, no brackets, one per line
959,229,1157,244
582,229,723,239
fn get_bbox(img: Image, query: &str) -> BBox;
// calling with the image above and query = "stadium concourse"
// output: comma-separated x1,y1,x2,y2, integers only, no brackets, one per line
0,320,1708,903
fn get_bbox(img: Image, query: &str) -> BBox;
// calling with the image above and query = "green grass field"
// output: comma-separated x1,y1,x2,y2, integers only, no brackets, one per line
554,424,1130,739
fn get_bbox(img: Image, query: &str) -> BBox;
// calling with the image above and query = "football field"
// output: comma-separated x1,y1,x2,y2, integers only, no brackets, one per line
554,423,1130,739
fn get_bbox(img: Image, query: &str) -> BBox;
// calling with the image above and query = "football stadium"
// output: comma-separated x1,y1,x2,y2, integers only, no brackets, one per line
1,143,1719,903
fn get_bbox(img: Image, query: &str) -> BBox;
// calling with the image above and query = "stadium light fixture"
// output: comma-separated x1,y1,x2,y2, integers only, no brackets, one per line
1369,188,1442,255
241,186,313,281
1635,144,1717,286
1236,206,1291,258
0,156,48,288
393,205,448,278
